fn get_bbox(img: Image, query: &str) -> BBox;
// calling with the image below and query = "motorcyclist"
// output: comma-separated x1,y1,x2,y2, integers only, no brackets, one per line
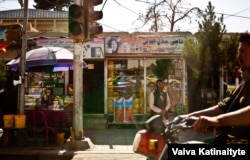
180,33,250,143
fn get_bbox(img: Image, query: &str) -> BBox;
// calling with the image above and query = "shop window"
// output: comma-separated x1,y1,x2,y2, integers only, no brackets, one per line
107,58,184,117
107,59,144,116
146,59,183,113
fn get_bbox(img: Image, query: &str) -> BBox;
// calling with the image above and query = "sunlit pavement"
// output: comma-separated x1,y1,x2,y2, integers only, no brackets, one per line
72,145,146,160
71,129,213,160
0,123,213,160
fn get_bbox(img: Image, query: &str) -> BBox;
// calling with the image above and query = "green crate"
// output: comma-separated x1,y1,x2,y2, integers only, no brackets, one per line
175,104,186,115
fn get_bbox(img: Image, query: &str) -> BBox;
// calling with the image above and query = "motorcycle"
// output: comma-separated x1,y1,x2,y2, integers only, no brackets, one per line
132,115,205,160
0,128,3,138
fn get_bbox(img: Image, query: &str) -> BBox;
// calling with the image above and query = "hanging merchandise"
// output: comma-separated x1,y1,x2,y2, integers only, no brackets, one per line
124,96,134,122
114,97,124,122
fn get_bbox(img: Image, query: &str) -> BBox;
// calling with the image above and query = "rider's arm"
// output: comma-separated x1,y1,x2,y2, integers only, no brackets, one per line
186,105,223,117
216,105,250,127
185,96,233,118
192,105,250,132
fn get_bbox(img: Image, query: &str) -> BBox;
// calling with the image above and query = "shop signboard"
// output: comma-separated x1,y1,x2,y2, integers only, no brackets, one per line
81,40,104,59
36,38,74,52
36,38,104,59
104,33,192,55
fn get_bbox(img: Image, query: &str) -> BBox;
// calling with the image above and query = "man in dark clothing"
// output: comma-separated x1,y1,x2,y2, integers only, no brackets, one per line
149,79,170,122
181,33,250,143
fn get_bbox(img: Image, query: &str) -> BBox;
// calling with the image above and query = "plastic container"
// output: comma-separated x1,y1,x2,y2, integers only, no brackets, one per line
56,132,65,145
14,115,26,128
3,114,14,128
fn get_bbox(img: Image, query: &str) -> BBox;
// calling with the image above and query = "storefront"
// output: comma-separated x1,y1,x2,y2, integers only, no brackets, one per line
23,71,73,128
35,38,105,114
103,32,192,123
6,37,105,128
5,32,191,127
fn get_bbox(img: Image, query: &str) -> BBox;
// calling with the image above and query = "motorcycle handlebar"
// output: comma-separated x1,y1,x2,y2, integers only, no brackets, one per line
169,116,198,129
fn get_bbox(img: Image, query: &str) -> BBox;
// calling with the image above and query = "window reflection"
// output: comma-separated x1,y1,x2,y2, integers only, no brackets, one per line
107,59,144,116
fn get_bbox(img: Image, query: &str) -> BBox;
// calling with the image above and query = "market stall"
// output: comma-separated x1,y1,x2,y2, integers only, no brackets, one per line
5,47,80,128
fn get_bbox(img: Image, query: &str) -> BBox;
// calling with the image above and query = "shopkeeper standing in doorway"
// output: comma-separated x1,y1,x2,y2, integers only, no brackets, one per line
149,79,171,122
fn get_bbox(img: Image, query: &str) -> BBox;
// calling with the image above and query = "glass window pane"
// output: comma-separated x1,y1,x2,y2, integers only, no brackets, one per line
107,59,144,119
146,59,183,114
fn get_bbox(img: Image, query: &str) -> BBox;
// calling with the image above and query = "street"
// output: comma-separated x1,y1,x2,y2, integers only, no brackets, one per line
72,154,146,160
69,138,147,160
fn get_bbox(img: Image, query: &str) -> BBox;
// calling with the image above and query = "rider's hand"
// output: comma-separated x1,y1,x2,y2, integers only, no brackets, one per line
192,116,219,133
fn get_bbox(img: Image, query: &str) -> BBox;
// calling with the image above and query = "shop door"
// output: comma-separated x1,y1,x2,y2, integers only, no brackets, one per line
83,61,104,113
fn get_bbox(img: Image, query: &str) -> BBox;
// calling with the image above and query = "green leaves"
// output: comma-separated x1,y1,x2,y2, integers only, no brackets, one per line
33,0,74,11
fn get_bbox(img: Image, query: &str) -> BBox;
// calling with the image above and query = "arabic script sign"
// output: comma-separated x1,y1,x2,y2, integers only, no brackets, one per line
105,34,189,55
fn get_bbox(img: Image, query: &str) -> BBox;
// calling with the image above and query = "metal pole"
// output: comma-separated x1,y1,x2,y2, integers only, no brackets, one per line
73,0,84,140
182,58,186,109
18,0,28,114
219,66,224,100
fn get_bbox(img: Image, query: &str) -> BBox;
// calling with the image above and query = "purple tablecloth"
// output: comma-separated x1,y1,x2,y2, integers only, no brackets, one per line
25,110,72,127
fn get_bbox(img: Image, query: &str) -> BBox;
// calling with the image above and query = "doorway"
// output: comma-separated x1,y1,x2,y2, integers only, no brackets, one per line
83,61,104,113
